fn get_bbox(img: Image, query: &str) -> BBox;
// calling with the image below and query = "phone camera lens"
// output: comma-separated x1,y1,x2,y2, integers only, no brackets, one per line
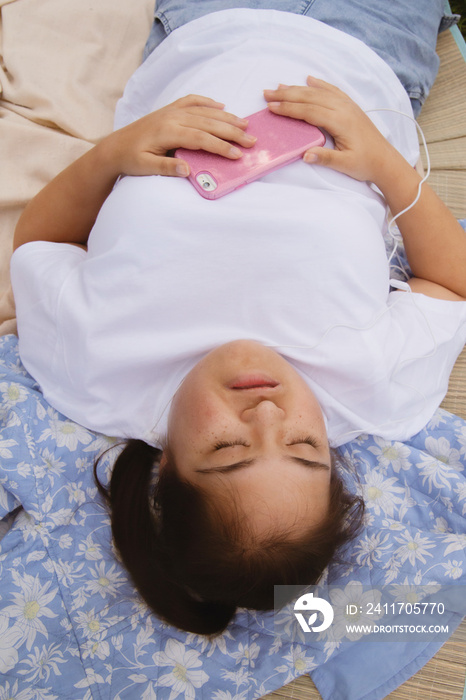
196,173,217,192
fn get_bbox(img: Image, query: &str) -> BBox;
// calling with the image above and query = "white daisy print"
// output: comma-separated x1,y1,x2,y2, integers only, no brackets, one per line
393,530,435,566
426,410,447,430
442,560,463,580
416,437,463,492
74,608,104,640
77,534,103,561
0,617,22,673
230,641,260,668
152,638,209,699
3,572,58,651
354,531,392,566
417,459,462,492
86,561,125,599
38,416,92,451
273,644,317,686
35,448,66,483
282,644,317,675
82,636,110,661
0,681,36,700
368,437,411,473
54,559,85,588
0,381,28,408
361,471,405,516
64,481,86,506
17,642,66,683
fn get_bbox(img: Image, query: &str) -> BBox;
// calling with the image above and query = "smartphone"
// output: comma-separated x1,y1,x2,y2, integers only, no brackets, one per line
174,108,325,200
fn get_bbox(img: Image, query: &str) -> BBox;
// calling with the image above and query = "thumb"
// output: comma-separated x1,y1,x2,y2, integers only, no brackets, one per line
303,147,341,170
137,153,191,177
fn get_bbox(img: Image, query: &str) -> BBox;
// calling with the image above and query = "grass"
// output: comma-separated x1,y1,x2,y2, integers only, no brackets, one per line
449,0,466,38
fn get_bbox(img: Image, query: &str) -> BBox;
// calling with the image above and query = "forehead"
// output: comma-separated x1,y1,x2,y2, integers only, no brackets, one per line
226,465,331,537
198,454,331,510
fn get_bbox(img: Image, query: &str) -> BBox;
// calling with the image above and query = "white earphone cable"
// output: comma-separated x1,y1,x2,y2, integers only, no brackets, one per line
266,108,439,444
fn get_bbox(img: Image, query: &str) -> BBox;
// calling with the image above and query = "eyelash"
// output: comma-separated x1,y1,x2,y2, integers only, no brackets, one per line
288,435,320,449
214,440,249,451
213,436,319,450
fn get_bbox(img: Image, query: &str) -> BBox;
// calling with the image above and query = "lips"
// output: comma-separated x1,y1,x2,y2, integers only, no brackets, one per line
228,374,279,390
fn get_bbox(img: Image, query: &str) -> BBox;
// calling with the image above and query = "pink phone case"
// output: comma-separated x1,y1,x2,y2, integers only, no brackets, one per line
174,108,325,200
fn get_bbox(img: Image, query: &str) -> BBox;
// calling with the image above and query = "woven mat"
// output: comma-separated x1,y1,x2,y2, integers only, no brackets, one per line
265,27,466,700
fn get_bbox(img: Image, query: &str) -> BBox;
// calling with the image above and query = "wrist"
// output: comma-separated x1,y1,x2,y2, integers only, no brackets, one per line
370,143,418,194
93,132,126,182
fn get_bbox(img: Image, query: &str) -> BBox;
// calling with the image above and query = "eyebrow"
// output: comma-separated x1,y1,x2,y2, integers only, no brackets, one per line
194,456,331,475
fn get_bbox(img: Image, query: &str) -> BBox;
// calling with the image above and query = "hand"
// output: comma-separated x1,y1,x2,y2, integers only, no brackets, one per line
103,94,257,178
263,76,399,183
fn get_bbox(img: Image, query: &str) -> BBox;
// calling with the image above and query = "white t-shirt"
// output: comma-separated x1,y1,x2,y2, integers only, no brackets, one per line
10,10,466,447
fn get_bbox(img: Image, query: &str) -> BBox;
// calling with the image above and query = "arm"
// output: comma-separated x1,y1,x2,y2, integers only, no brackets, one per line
264,77,466,301
13,95,255,251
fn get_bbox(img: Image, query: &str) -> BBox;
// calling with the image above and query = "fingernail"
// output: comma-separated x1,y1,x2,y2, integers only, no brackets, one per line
263,89,274,97
267,102,280,109
229,146,242,158
176,162,190,176
237,117,249,126
244,133,257,143
303,152,318,163
278,83,290,88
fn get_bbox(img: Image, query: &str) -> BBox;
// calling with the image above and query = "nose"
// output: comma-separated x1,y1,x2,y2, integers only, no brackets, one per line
241,399,285,424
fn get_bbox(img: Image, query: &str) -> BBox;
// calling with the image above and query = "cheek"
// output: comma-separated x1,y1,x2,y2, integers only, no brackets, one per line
295,393,329,444
169,390,224,444
295,395,324,424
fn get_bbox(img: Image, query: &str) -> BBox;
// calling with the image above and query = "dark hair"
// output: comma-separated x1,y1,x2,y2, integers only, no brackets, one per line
94,439,364,636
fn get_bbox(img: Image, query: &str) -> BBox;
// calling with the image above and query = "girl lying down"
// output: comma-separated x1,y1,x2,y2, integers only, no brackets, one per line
10,0,466,635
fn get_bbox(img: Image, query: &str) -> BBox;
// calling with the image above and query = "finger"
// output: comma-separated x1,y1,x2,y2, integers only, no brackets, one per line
183,105,249,130
179,114,257,148
303,146,349,175
137,153,191,177
263,86,314,104
264,80,342,106
174,94,226,110
266,99,338,132
175,127,246,159
306,75,343,95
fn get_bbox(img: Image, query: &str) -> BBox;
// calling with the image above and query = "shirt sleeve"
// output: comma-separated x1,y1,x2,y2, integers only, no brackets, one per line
10,241,86,389
385,289,466,438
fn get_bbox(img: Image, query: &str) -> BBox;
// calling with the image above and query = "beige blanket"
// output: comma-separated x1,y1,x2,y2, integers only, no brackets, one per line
0,0,153,334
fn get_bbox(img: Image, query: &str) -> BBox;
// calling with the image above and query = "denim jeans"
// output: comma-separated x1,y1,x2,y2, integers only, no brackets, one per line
142,0,459,116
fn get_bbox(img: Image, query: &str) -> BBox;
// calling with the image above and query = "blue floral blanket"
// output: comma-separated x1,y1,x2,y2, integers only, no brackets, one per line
0,333,465,700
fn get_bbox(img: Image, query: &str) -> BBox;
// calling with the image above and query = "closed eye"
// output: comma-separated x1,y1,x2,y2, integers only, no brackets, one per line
214,440,249,451
214,436,319,451
287,435,319,449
